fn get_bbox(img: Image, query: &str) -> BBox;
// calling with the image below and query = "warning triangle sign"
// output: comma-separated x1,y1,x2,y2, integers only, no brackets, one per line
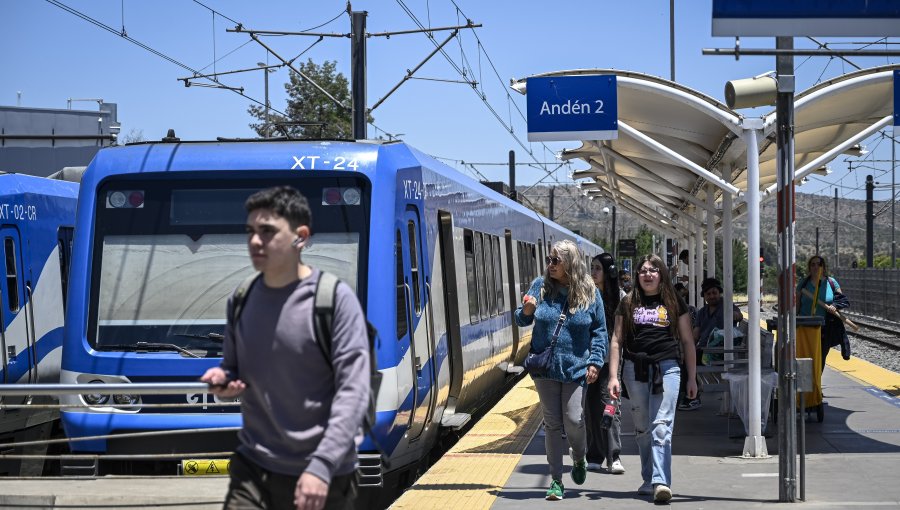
206,461,220,474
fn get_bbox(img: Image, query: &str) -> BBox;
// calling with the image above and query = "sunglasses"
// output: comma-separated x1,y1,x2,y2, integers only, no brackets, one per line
545,256,563,266
637,266,660,275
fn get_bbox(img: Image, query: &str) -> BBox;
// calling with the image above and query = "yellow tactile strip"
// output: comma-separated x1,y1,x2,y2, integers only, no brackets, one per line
390,376,542,509
827,353,900,396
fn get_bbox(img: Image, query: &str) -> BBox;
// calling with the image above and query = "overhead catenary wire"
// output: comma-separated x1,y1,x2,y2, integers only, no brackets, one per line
46,0,283,119
394,0,564,183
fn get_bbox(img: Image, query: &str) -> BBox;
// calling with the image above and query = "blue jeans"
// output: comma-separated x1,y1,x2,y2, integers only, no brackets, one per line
622,358,680,487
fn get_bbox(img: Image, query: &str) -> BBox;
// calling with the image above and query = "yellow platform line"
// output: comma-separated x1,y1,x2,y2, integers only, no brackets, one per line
759,318,900,397
390,376,542,510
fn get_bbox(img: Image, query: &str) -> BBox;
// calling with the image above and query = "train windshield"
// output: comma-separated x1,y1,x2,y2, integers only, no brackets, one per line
89,176,370,354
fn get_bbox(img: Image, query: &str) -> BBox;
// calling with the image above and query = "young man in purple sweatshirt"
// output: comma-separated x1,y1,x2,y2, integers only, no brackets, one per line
202,186,370,510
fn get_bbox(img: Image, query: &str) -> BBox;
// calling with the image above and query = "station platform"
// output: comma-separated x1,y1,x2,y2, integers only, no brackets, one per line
0,353,898,509
393,353,900,509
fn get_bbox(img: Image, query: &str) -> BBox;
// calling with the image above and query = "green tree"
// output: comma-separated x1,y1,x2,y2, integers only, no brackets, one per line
248,59,372,139
634,225,655,260
714,239,749,293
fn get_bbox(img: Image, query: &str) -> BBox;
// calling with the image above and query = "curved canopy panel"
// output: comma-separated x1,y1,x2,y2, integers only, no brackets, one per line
511,65,899,235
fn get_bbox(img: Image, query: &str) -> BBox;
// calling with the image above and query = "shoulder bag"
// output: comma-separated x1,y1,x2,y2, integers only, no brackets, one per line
524,307,567,376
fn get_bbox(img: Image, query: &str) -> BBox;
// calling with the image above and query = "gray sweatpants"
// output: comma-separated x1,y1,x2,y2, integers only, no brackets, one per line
533,378,586,481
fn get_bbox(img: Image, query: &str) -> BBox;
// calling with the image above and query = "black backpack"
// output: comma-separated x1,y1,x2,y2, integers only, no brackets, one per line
230,271,383,459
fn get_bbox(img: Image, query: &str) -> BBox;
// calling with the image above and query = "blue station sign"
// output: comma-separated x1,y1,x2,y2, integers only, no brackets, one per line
895,70,899,127
526,75,618,142
712,0,900,37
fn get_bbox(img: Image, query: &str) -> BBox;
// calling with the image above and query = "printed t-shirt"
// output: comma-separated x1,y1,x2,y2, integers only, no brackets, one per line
617,293,687,360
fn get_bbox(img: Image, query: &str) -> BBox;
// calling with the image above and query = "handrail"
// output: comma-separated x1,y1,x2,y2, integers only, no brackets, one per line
0,382,216,397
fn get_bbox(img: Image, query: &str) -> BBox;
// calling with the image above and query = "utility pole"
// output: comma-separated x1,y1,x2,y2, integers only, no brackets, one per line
351,10,367,140
669,0,675,81
866,174,874,267
508,150,517,202
834,188,839,269
612,205,618,260
893,131,897,267
548,186,555,221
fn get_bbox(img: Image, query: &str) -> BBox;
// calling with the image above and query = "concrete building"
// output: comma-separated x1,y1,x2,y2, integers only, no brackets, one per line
0,101,120,177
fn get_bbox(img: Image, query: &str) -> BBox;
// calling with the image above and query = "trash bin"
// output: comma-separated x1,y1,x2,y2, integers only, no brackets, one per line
796,315,825,422
723,369,778,436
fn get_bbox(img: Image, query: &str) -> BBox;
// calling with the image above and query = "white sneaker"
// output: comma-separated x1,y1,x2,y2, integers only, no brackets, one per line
654,484,673,503
608,458,625,474
638,481,654,495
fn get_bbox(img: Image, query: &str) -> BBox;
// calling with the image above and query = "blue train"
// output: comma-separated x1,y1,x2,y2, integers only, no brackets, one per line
0,172,78,473
58,140,602,483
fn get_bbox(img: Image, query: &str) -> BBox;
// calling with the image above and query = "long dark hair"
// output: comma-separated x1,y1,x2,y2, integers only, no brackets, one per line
621,254,681,341
592,253,620,323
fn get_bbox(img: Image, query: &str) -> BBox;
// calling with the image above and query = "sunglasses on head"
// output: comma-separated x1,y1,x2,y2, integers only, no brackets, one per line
545,256,562,266
637,266,660,275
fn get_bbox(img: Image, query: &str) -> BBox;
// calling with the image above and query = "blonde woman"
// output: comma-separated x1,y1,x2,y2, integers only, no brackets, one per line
515,240,608,501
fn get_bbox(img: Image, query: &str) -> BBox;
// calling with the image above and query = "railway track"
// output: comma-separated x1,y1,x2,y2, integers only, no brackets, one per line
842,312,900,351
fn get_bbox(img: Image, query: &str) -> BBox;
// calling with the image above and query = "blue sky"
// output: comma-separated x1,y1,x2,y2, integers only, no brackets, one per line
3,1,897,201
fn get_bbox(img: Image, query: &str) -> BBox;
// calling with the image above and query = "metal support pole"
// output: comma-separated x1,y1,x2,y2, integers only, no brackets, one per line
775,36,798,503
866,175,874,267
742,121,765,458
509,150,517,202
264,69,270,138
815,227,819,255
893,132,897,267
612,206,617,260
707,183,716,278
351,11,367,140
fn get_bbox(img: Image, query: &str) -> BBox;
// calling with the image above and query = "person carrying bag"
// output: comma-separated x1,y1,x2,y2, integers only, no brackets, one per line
515,240,608,501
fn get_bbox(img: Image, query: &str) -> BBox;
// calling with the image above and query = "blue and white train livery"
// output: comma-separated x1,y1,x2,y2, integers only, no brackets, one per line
0,172,78,438
58,140,602,483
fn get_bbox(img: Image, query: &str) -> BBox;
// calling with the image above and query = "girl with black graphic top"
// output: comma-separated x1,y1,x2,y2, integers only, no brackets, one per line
607,254,696,504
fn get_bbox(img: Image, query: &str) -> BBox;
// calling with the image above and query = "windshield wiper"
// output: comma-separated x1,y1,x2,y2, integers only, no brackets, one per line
174,332,225,342
133,342,202,358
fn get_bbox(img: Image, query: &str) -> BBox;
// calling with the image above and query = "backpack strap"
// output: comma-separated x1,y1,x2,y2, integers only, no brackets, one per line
314,271,340,365
231,272,261,327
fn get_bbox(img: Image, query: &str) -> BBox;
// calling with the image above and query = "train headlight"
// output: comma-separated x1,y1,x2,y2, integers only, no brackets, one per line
112,393,141,407
81,380,110,406
342,187,361,205
108,191,127,208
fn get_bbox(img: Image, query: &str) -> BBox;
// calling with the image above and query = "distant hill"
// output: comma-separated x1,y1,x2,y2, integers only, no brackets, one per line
518,184,892,266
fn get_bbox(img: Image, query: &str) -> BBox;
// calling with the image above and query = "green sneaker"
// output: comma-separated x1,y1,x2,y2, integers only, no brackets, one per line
545,479,564,500
571,459,587,485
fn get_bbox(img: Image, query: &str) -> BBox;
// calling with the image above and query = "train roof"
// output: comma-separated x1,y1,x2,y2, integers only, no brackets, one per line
84,139,599,251
0,172,79,200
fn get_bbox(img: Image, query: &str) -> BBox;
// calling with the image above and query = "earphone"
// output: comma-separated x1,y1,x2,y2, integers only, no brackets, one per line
292,237,305,247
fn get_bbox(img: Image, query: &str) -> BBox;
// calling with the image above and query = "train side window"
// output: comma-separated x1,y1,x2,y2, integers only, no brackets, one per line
474,232,487,320
4,237,20,312
395,230,408,339
492,236,504,312
483,234,496,316
406,220,422,315
57,227,74,310
463,230,479,323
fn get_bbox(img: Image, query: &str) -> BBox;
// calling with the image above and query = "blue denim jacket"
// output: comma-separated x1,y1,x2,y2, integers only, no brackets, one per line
514,277,608,385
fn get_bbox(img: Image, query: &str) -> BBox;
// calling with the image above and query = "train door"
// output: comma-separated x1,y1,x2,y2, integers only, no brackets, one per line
504,231,521,365
0,228,32,387
399,207,436,441
437,212,466,426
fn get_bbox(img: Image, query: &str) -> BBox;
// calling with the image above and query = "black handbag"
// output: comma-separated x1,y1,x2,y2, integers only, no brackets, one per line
524,310,567,376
